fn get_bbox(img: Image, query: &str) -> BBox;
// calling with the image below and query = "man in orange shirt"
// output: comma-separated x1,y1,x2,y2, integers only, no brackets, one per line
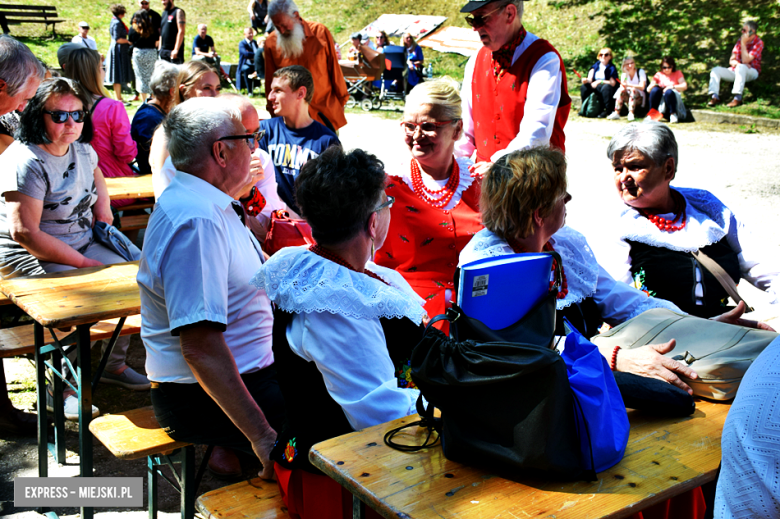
264,0,348,132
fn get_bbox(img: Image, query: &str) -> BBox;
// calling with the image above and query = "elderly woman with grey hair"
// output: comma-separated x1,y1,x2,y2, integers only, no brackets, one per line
131,60,179,176
597,121,780,319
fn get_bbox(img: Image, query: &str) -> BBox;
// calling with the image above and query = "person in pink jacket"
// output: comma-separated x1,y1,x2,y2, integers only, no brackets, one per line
65,48,138,209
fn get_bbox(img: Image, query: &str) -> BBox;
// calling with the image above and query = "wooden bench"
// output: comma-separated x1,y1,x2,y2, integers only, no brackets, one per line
90,406,212,519
0,5,66,35
116,213,151,232
0,315,143,359
196,478,287,519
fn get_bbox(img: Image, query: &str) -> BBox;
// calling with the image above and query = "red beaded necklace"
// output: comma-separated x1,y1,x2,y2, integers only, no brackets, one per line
410,158,460,209
507,239,569,300
309,244,388,285
638,194,687,232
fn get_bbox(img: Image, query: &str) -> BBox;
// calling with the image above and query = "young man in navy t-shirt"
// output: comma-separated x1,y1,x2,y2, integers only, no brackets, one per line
258,65,340,215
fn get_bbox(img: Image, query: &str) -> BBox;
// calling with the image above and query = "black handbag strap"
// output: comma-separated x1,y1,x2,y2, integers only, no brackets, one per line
383,394,440,452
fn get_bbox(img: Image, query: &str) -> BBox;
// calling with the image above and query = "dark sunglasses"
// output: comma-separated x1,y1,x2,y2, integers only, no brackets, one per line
216,129,265,148
400,120,457,135
599,52,611,57
661,65,672,69
465,5,505,28
45,110,88,123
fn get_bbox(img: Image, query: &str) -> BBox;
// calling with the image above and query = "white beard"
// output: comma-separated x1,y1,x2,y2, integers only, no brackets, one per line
277,22,305,59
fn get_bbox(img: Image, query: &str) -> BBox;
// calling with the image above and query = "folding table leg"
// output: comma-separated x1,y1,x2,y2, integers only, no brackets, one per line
34,323,48,478
76,323,94,519
50,347,65,463
181,446,195,519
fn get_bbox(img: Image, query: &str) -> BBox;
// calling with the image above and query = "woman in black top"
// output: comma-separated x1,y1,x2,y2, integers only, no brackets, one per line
129,10,158,103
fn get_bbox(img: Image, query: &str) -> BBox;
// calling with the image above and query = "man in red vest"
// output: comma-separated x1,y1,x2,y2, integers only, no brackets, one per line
454,0,570,177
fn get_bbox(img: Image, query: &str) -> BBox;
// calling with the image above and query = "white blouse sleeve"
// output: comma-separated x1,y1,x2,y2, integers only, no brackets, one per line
731,215,780,304
591,235,634,285
491,51,562,162
592,265,682,326
287,311,419,431
253,149,287,221
454,54,477,159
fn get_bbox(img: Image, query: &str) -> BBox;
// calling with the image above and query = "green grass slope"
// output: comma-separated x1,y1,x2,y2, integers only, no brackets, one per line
5,0,777,117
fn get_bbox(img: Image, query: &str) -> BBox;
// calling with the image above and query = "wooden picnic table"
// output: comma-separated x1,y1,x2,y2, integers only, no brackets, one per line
310,399,729,519
105,175,154,201
0,261,141,519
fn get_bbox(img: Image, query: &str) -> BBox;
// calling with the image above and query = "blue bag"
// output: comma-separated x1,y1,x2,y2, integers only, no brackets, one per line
93,221,141,262
561,319,629,473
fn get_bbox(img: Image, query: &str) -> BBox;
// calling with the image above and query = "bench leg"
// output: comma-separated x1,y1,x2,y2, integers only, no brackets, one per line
181,445,195,519
148,455,158,519
353,494,366,519
34,323,48,478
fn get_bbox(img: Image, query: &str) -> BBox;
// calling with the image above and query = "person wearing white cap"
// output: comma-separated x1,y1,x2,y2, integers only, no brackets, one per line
454,0,570,179
72,21,98,50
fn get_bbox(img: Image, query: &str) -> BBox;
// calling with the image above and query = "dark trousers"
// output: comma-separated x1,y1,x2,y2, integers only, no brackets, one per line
649,86,677,116
151,365,285,455
254,47,265,79
580,82,618,113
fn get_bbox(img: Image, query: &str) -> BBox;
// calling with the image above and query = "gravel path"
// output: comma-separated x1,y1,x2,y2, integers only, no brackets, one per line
2,113,779,518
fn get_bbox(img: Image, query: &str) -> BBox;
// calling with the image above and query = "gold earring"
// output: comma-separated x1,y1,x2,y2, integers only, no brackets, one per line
370,237,375,258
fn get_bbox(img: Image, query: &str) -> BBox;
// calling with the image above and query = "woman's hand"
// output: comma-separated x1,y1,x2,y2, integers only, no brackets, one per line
468,161,492,180
79,257,104,268
712,301,776,331
615,339,698,394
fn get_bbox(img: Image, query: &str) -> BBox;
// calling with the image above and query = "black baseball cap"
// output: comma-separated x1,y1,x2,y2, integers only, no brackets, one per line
460,0,525,14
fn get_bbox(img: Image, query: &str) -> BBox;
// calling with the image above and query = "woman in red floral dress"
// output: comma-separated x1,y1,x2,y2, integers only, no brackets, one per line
375,78,483,323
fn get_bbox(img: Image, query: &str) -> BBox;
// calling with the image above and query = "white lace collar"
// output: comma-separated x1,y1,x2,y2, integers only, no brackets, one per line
616,187,732,252
395,156,475,211
251,246,427,324
459,226,600,310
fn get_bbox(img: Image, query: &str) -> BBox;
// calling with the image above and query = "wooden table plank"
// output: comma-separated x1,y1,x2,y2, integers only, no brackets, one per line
0,262,140,328
105,176,154,200
310,400,729,519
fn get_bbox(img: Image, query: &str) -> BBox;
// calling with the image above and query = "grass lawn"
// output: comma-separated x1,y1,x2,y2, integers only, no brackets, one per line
4,0,778,117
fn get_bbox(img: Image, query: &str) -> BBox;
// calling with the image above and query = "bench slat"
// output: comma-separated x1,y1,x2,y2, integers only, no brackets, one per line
0,5,58,10
117,214,150,231
89,406,191,461
196,478,288,519
0,315,142,358
1,12,59,18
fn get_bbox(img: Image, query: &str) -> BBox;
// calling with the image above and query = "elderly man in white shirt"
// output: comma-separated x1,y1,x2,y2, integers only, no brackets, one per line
454,0,570,178
137,97,281,478
72,21,98,50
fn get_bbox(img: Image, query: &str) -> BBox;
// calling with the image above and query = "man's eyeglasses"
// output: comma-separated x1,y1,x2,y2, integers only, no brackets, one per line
45,110,88,124
374,195,395,213
216,129,265,150
741,29,754,34
599,52,611,57
400,120,458,136
465,5,505,28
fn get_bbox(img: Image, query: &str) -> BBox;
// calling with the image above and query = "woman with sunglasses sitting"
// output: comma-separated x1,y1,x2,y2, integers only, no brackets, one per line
0,78,149,417
647,56,687,124
580,47,619,118
252,146,425,519
374,79,483,334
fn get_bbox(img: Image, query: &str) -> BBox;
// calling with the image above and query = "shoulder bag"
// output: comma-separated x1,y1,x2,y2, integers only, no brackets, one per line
93,221,141,261
591,308,778,400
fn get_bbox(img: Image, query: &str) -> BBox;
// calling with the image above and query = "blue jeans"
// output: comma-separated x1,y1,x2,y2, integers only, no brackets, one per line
649,86,677,116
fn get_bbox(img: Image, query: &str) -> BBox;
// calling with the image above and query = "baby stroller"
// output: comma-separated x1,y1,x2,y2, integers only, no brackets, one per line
341,51,384,112
376,45,408,109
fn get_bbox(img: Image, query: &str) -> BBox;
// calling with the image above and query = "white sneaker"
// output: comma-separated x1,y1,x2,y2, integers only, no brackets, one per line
606,111,620,120
627,112,635,121
670,113,679,124
47,393,100,421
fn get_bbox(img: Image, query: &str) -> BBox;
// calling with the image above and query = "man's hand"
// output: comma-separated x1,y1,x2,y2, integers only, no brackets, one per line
250,430,278,479
712,301,776,331
615,340,698,395
171,48,179,59
80,257,104,268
